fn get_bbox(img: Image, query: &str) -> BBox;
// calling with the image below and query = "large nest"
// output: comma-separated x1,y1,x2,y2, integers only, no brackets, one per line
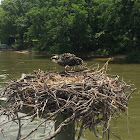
0,60,135,140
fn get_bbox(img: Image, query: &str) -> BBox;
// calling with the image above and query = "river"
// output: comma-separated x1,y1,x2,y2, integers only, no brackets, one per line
0,51,139,140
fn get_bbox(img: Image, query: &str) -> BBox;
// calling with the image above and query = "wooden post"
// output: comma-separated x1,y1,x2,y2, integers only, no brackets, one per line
55,113,75,140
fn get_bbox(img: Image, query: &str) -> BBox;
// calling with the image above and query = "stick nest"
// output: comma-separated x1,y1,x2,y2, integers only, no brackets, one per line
0,60,135,140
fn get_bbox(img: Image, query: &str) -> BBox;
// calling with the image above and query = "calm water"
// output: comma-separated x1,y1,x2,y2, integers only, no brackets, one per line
0,51,140,140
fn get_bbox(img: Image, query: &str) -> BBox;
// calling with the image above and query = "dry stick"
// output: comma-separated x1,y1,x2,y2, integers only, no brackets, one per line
44,114,75,140
0,63,134,140
102,108,108,139
21,103,70,140
108,129,110,140
77,119,85,140
92,89,128,110
98,58,111,73
108,129,122,140
5,73,15,82
16,113,22,140
32,84,40,118
43,121,47,134
0,111,17,126
23,113,37,128
104,114,114,133
41,99,48,115
43,78,60,109
126,88,136,100
0,128,10,140
126,108,130,139
0,115,9,126
93,125,99,138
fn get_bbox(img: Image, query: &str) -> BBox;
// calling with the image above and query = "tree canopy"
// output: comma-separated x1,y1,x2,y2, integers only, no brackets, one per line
0,0,140,61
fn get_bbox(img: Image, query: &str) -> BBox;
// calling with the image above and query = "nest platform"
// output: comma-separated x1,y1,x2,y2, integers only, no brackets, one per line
0,60,135,140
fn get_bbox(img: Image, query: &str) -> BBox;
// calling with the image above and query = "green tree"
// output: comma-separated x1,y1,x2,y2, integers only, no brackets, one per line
0,0,139,61
0,0,36,49
98,0,140,55
0,0,17,43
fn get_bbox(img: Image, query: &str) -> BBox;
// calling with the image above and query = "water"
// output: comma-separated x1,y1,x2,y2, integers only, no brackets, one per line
0,51,139,140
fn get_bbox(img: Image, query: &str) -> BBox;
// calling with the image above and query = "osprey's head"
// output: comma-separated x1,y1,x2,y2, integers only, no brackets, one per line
50,55,59,63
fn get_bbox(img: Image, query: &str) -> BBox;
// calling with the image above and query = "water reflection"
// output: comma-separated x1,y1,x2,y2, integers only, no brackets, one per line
0,111,55,140
0,74,7,80
0,51,139,140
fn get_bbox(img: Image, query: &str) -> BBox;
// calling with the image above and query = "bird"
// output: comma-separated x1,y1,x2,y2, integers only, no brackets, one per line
50,53,84,71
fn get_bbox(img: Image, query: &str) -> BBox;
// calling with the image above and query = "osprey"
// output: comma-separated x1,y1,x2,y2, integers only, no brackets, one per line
50,53,83,67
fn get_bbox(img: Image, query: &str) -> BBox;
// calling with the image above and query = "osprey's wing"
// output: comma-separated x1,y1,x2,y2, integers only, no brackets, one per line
57,53,83,66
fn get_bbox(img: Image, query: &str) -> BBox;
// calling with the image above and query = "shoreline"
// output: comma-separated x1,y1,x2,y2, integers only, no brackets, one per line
8,50,126,62
1,49,126,60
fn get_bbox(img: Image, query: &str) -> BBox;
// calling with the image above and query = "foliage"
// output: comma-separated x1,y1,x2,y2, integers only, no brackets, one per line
125,49,140,63
0,0,140,61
